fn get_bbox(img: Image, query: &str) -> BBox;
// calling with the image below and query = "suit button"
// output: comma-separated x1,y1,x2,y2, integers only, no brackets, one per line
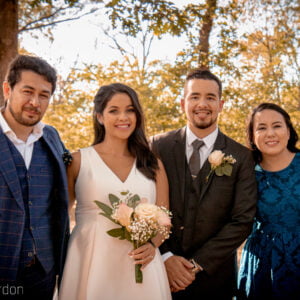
180,226,184,230
30,226,34,231
28,252,33,257
28,201,33,205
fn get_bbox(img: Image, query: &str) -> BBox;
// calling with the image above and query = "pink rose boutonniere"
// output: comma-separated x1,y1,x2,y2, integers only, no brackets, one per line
206,150,236,182
95,191,171,283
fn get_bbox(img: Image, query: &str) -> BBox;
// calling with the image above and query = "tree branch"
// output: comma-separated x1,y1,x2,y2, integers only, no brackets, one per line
19,7,99,33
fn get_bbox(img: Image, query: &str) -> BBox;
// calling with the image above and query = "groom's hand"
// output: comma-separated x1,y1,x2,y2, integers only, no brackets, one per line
164,255,195,292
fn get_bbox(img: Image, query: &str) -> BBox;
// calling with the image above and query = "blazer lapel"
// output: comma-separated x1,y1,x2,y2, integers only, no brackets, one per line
199,131,227,201
173,127,187,205
42,128,64,171
0,132,24,209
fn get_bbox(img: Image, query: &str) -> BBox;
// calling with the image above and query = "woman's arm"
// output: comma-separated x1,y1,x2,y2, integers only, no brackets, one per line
151,159,170,248
67,151,81,212
155,159,169,209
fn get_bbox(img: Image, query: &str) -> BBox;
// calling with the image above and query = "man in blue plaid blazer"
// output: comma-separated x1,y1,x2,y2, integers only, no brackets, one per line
0,55,69,299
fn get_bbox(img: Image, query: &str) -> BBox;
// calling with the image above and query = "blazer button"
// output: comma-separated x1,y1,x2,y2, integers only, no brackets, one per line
180,226,184,230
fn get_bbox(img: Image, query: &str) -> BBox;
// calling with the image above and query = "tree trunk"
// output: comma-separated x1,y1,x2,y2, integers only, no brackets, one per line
0,0,18,106
198,0,217,69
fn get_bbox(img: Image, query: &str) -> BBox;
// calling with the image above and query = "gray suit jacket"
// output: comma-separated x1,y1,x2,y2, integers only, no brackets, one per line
151,128,257,295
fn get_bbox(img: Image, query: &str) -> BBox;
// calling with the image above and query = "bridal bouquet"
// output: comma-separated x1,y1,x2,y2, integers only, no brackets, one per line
95,190,171,283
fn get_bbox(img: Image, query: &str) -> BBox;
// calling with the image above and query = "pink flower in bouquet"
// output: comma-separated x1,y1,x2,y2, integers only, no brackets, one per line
140,197,148,203
156,209,171,227
95,191,172,284
112,203,133,228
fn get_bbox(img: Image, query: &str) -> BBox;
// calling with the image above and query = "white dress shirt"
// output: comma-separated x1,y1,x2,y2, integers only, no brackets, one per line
186,126,219,169
162,126,219,262
0,112,44,169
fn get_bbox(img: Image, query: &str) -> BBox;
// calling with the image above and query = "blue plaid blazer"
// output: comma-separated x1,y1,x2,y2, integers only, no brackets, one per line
0,125,70,281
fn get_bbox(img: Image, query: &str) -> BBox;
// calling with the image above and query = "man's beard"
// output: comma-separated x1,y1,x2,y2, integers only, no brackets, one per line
193,117,217,130
9,105,41,127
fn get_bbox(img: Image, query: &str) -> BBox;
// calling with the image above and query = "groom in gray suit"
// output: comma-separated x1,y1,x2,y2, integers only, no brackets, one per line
151,69,257,299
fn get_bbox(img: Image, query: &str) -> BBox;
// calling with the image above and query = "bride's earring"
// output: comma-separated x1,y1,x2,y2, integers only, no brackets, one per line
97,117,103,126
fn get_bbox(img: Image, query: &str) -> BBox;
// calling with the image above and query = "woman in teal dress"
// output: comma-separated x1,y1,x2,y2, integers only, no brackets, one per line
238,103,300,299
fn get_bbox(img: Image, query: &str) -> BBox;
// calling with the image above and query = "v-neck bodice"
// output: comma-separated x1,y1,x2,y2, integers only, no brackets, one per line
74,146,156,221
91,146,136,184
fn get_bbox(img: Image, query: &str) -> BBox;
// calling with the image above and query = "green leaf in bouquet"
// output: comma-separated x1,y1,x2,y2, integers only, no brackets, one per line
127,194,140,208
124,228,132,242
99,212,119,224
120,190,129,195
94,201,113,216
107,227,126,239
108,194,120,207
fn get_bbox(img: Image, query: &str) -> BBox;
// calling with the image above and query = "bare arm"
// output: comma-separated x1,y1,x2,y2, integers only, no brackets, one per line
155,159,169,209
67,151,81,213
150,159,170,249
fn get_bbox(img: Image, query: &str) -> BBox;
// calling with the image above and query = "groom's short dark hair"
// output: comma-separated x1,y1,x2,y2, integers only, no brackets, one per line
185,68,222,98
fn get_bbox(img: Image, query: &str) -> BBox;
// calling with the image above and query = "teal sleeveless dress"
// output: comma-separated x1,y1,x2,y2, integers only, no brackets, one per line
237,152,300,299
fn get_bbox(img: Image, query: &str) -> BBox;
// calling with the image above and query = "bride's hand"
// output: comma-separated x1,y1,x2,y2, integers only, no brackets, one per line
129,242,156,270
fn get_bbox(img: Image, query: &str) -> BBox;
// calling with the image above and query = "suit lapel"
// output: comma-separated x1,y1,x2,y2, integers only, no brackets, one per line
42,128,64,171
173,127,187,204
0,132,24,209
199,131,227,201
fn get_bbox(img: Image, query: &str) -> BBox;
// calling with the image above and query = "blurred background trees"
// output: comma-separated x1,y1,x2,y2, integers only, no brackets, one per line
1,0,299,150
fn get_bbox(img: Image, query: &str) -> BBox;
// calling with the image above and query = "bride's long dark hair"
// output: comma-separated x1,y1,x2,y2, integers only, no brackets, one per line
92,83,158,181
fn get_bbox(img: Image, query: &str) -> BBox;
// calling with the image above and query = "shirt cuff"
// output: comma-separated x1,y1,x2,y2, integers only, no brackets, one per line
162,251,174,262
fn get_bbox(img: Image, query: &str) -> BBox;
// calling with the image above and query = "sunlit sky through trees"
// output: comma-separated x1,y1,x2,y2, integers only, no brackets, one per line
20,0,199,78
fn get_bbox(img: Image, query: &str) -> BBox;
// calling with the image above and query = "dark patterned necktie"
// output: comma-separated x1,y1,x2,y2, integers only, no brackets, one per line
189,139,204,179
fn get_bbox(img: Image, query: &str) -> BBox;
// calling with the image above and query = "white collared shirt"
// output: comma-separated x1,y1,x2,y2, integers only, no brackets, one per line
0,112,45,169
186,125,219,168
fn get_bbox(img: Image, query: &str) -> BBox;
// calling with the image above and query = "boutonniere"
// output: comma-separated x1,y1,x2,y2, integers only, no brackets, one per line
206,150,236,182
62,150,73,166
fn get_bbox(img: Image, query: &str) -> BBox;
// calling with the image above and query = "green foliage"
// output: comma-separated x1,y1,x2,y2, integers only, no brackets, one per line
104,0,189,37
108,194,120,207
107,227,130,240
95,200,113,216
127,194,140,209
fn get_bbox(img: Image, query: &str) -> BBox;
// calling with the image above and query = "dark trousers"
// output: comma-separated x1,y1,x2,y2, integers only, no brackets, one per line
0,259,56,299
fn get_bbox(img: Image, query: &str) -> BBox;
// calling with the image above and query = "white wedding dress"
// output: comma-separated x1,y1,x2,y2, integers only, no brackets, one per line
59,147,171,300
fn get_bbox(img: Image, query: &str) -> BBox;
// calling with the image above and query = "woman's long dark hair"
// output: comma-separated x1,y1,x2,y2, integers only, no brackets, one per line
247,102,299,163
92,83,158,181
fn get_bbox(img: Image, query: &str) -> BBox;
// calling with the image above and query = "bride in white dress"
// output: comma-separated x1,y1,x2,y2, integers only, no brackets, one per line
59,83,171,300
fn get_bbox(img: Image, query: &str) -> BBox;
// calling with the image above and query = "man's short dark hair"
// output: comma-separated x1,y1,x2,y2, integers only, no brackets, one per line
185,68,222,98
5,55,57,94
